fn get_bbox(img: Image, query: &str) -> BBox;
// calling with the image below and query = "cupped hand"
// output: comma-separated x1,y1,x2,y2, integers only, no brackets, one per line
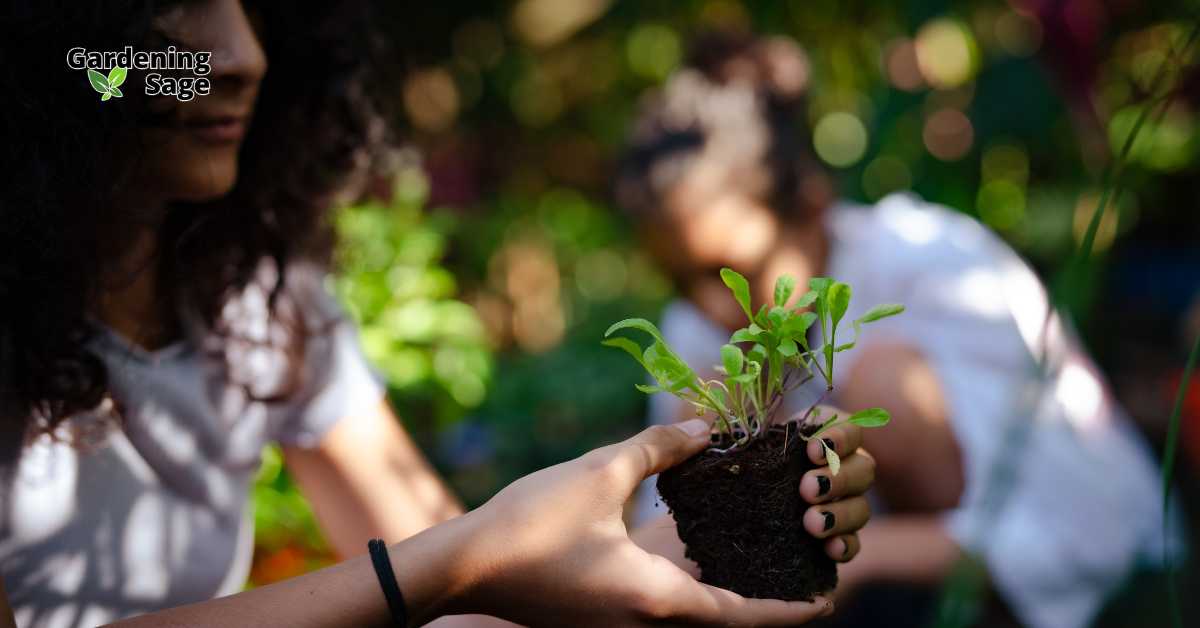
450,420,836,627
797,408,876,563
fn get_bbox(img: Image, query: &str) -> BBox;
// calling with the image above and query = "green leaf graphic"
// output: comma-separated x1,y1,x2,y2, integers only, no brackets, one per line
101,91,112,101
87,69,110,94
107,66,127,88
109,86,123,98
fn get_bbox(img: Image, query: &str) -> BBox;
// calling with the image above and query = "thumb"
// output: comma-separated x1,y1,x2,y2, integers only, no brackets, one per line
609,419,711,492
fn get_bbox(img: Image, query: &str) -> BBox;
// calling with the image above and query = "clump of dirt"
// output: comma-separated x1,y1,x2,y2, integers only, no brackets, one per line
656,421,837,601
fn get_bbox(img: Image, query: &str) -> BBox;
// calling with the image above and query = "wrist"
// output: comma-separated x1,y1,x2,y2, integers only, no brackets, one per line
388,510,485,625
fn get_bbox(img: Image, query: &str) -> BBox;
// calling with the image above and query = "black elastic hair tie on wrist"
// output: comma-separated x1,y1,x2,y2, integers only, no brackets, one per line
368,538,409,627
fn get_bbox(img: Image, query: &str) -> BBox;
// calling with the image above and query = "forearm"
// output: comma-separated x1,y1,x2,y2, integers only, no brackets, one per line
843,515,962,586
110,511,479,628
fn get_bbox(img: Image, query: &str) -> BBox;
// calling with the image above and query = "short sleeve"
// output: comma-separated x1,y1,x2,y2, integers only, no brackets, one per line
273,263,386,448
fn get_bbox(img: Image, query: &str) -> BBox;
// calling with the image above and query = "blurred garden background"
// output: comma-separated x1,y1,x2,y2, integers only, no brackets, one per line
248,1,1200,625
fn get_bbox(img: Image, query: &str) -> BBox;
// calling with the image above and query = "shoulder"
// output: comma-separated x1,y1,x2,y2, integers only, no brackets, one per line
830,192,1015,277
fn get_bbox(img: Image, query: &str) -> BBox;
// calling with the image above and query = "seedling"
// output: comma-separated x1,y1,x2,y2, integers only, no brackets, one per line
604,268,903,474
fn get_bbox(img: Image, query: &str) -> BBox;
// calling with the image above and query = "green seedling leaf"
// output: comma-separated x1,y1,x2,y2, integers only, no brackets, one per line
782,311,817,338
834,342,855,353
768,306,788,329
720,268,753,321
857,303,905,324
107,66,127,88
774,275,797,307
730,327,761,344
754,304,770,328
605,318,667,345
721,344,744,377
87,69,110,94
747,344,768,365
601,338,648,370
848,407,891,428
828,281,852,330
794,290,818,309
635,383,663,394
728,373,757,385
778,338,798,358
808,277,832,294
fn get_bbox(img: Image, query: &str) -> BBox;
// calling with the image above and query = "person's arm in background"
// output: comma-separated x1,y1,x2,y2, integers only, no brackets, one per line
833,341,966,595
0,422,835,628
283,400,464,556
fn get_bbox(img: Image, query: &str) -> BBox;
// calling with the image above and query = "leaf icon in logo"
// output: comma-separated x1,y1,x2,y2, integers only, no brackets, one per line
107,66,127,88
87,69,110,94
109,87,124,98
101,92,112,102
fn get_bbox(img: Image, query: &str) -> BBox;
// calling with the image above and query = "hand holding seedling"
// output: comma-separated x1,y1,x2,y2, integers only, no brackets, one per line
633,412,875,570
454,421,836,626
604,269,902,602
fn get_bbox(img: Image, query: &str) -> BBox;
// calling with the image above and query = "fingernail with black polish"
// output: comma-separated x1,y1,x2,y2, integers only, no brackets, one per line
816,475,831,497
822,511,835,531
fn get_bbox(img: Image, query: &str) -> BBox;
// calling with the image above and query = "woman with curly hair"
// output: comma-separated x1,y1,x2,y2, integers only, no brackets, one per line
0,3,878,627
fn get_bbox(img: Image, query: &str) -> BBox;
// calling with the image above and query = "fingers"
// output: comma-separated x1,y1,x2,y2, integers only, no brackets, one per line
800,448,875,504
671,579,835,627
807,421,864,466
608,420,712,491
803,496,870,539
825,533,860,563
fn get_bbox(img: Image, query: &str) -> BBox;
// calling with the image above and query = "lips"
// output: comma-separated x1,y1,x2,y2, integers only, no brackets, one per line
184,115,247,144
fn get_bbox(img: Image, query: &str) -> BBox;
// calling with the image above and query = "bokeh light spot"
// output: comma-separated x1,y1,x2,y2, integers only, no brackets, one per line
884,38,924,91
511,0,611,48
861,155,913,200
626,23,682,80
923,107,974,161
977,180,1026,231
981,143,1030,184
813,111,869,168
915,18,978,89
403,67,460,133
994,10,1043,57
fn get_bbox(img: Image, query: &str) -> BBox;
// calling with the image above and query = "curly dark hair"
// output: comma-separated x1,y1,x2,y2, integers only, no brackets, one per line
615,30,826,225
0,1,396,462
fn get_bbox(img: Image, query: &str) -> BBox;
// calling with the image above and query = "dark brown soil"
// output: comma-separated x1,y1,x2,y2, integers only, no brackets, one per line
656,422,837,601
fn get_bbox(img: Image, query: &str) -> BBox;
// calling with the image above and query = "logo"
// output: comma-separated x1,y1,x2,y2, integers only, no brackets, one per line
87,67,127,101
68,46,212,102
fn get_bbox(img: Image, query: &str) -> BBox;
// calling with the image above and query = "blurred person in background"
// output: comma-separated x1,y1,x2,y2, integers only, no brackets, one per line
0,2,879,627
618,31,1182,628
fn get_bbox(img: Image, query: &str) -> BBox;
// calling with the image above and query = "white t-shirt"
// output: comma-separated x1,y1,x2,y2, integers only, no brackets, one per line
0,260,384,628
635,193,1181,628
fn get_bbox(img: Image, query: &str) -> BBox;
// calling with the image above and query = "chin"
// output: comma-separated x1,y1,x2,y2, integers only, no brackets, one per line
173,163,240,202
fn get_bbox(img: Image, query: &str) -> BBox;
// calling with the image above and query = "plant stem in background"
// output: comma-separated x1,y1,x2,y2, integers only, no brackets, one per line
1162,334,1199,628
